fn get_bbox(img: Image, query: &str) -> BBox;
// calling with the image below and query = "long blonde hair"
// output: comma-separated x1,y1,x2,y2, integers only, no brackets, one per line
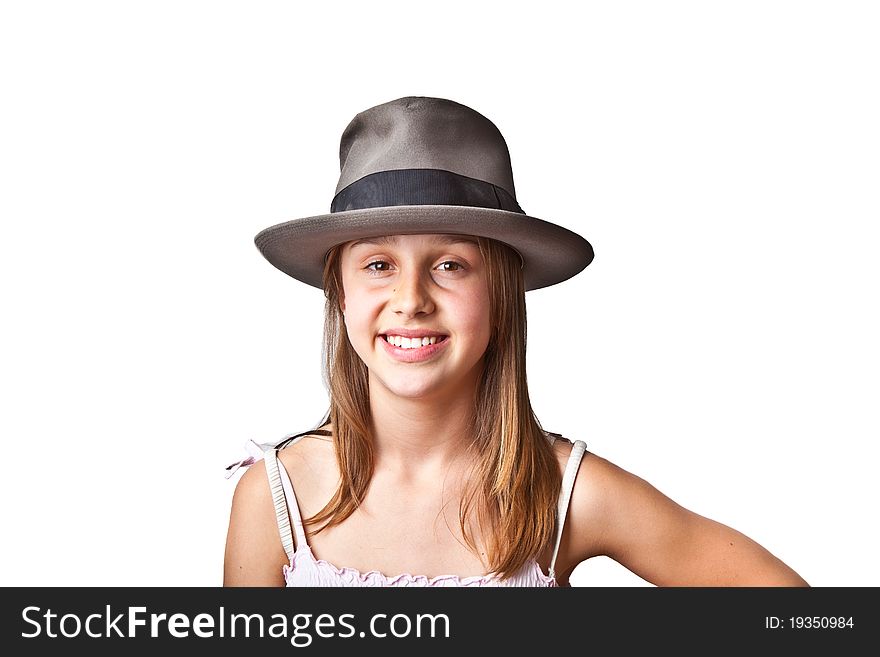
302,235,562,579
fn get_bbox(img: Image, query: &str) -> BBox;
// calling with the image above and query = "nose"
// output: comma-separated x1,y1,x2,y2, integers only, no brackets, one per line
391,267,435,317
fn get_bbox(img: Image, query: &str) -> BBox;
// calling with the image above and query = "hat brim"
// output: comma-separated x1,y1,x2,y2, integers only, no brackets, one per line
254,205,594,292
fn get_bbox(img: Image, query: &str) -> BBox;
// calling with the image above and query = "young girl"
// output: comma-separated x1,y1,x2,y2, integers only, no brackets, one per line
223,96,808,587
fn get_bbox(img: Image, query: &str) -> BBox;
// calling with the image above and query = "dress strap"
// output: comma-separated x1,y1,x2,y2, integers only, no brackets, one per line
549,439,587,580
263,440,310,561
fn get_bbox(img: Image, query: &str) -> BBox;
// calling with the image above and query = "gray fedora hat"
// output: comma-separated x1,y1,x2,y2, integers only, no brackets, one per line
254,96,594,291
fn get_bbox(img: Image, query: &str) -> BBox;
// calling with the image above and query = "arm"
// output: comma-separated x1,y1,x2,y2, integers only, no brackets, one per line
223,459,289,587
564,451,809,586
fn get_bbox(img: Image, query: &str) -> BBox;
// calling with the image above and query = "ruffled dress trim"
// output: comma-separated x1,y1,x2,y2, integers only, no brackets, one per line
282,543,558,588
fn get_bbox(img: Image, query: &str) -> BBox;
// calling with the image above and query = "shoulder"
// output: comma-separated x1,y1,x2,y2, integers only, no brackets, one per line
275,427,335,469
557,442,658,554
227,430,331,512
551,438,810,586
224,457,288,586
275,427,339,506
228,435,322,511
547,436,663,577
223,425,333,586
231,454,269,500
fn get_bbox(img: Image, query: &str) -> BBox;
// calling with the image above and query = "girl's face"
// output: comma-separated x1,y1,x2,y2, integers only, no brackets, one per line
340,233,492,400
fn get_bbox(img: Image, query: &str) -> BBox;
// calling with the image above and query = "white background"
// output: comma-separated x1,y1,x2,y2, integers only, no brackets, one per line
1,1,877,587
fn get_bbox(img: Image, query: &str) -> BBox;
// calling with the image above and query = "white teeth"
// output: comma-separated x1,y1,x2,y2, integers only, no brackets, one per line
384,335,441,348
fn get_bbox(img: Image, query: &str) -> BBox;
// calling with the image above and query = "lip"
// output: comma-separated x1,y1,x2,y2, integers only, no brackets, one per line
378,334,450,363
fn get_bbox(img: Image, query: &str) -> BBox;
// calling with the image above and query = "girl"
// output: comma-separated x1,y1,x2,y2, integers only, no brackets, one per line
223,96,808,587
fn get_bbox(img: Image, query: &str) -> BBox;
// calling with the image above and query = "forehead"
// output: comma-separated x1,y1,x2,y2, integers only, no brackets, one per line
346,234,480,250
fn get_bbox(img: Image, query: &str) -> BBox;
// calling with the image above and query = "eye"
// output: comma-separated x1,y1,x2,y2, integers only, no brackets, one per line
365,260,391,275
363,260,466,276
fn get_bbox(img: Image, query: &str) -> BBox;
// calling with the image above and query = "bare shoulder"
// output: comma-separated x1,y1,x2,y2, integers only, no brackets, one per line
274,427,339,505
224,424,338,587
224,424,338,586
223,457,287,586
550,438,809,586
549,437,622,566
275,427,335,468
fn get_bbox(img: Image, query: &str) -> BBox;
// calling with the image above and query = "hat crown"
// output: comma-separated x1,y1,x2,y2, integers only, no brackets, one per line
254,95,594,291
335,96,517,199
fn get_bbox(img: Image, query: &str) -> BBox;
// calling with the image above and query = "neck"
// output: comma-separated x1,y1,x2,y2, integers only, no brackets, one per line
366,373,479,479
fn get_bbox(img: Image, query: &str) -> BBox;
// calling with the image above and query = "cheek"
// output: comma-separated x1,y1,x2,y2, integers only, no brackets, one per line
458,289,493,347
340,295,384,358
342,297,371,334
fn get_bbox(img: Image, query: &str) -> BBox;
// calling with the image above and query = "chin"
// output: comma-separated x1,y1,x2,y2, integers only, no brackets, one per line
384,380,445,400
371,370,449,400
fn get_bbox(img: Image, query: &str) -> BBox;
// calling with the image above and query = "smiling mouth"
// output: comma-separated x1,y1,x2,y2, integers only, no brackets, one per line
380,335,449,349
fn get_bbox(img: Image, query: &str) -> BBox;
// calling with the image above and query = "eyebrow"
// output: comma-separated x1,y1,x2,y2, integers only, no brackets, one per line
348,235,480,249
